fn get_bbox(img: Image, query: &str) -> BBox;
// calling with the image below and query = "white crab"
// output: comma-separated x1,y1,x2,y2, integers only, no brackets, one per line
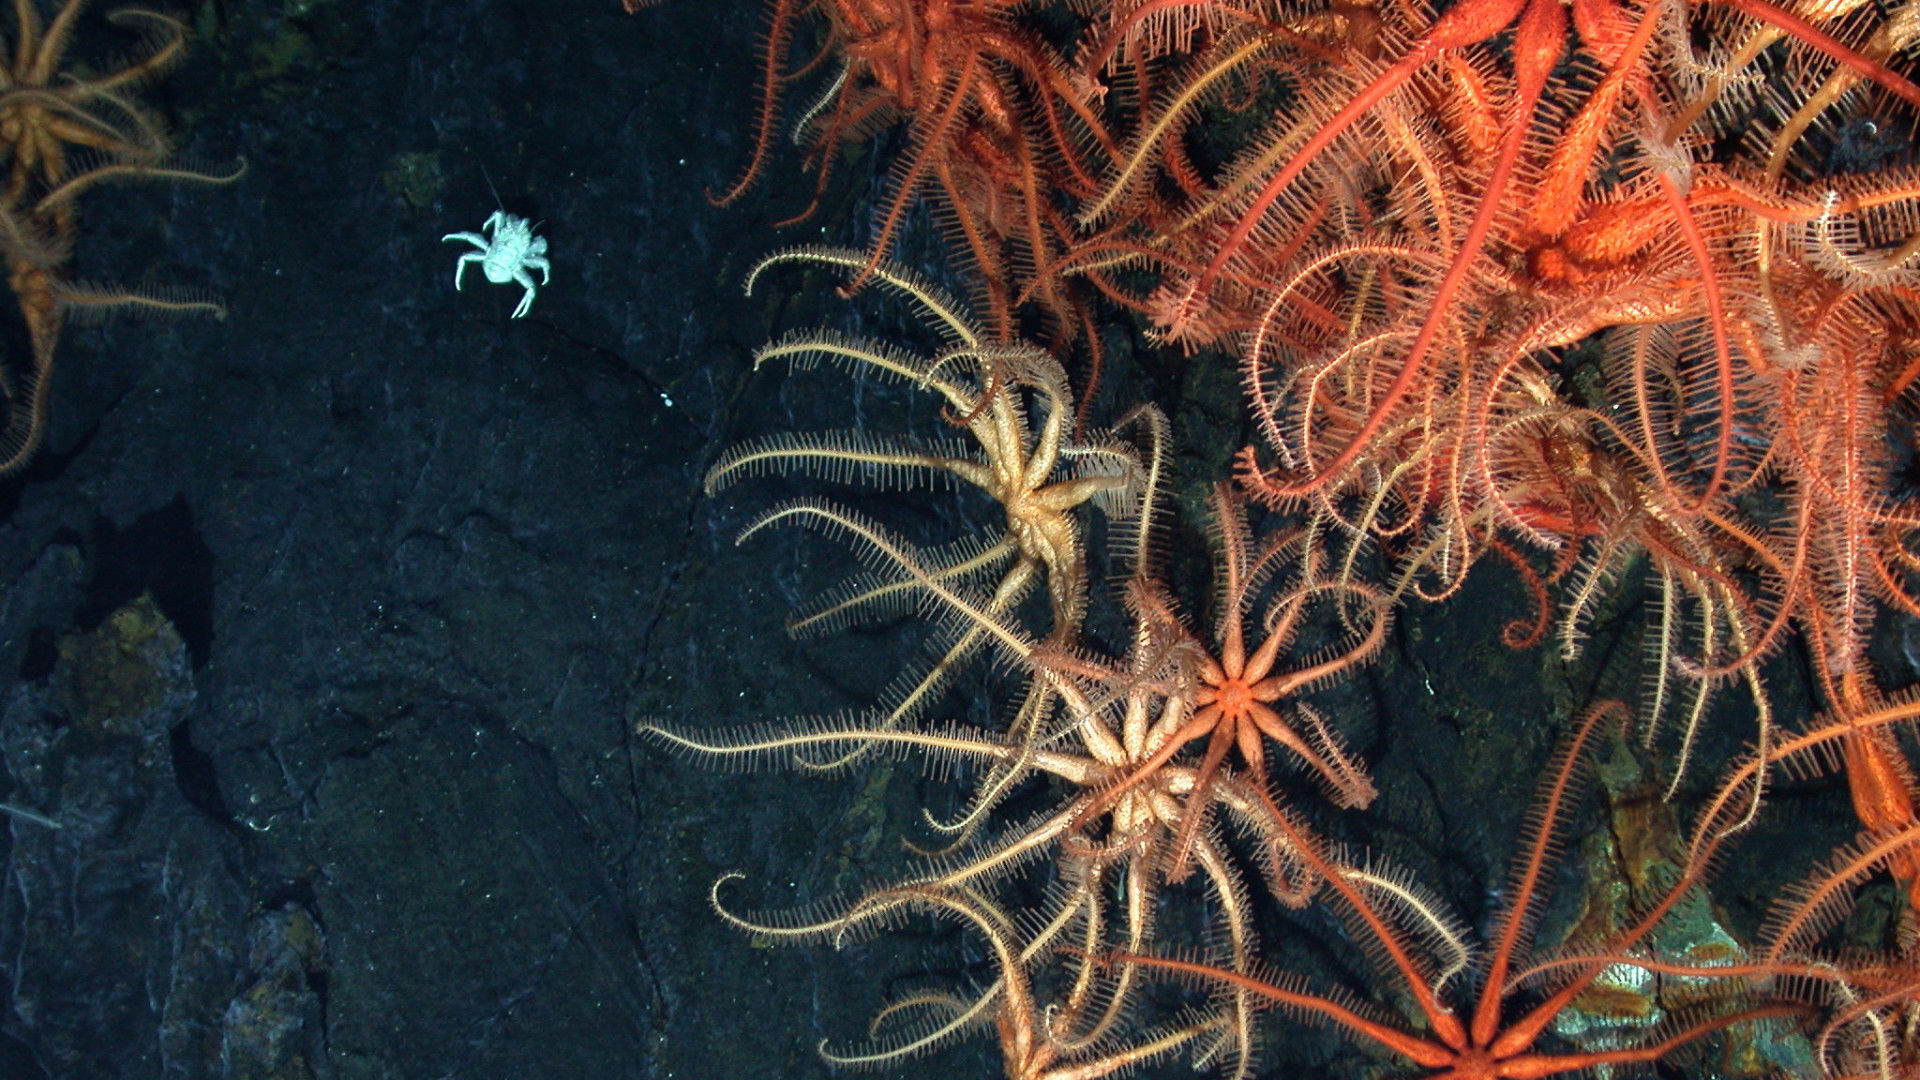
443,211,550,318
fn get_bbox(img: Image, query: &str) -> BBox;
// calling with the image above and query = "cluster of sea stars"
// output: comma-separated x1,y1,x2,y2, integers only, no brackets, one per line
0,0,239,474
634,0,1920,1075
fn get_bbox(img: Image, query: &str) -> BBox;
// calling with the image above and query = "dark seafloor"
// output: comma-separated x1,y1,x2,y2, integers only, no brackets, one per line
0,1,1879,1079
